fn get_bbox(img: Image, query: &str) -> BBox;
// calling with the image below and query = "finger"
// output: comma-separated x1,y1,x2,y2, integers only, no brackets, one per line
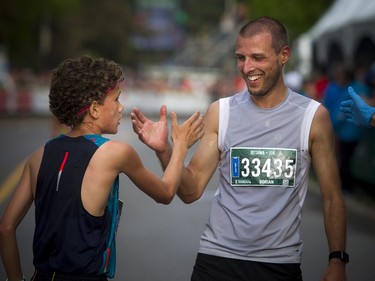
170,111,178,129
342,111,353,118
348,86,356,97
132,107,148,123
131,116,142,134
190,113,204,132
340,100,352,107
185,111,200,126
340,106,351,114
346,117,357,126
160,105,168,123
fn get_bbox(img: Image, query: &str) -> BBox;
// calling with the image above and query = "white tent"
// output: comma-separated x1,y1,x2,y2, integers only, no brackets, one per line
309,0,375,40
295,0,375,77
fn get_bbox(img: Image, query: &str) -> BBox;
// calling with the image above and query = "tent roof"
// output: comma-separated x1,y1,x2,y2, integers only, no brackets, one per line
309,0,375,39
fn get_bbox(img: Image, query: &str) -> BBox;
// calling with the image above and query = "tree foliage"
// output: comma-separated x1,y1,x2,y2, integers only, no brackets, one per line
0,0,334,70
244,0,334,41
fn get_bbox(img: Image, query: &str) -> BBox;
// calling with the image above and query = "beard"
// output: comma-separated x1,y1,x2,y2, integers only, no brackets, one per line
247,66,282,97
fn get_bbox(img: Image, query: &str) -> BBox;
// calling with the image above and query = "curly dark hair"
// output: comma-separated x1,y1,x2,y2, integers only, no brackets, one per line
49,56,123,127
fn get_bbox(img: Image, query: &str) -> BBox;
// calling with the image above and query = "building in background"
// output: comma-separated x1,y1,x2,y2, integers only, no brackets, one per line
132,0,186,51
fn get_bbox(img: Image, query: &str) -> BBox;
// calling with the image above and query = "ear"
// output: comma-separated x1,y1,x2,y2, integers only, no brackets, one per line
280,46,290,65
89,101,100,119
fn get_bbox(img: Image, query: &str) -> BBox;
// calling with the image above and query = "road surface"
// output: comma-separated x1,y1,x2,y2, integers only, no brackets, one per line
0,116,374,280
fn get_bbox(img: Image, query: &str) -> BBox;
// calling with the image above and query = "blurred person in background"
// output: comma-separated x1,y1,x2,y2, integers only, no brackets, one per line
323,64,372,194
341,86,375,127
132,16,347,281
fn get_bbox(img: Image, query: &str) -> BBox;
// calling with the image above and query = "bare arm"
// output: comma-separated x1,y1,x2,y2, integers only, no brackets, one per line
0,159,34,281
310,105,347,281
124,110,204,204
131,102,221,204
177,101,221,203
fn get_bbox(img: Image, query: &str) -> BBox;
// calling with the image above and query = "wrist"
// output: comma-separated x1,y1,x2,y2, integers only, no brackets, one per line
329,251,349,264
156,142,172,156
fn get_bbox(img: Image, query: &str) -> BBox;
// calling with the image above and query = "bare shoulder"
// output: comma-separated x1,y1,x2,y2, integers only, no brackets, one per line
100,139,134,154
206,99,220,116
94,139,139,171
310,104,332,137
204,100,220,132
309,104,335,154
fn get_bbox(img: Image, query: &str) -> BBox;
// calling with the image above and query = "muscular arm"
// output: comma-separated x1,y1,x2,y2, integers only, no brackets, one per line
176,101,221,203
310,105,347,280
133,102,221,204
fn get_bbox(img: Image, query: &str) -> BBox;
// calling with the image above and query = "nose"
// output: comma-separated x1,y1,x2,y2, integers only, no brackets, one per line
119,102,124,113
240,57,255,75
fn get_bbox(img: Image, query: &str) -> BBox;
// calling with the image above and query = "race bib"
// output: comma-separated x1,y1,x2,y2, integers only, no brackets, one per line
230,147,297,187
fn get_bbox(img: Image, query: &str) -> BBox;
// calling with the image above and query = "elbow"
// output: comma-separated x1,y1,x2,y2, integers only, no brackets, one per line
178,192,201,204
0,221,16,241
180,197,195,204
155,192,175,205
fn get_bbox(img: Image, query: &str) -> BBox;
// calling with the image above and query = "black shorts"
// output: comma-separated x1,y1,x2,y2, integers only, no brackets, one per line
31,270,108,281
191,253,303,281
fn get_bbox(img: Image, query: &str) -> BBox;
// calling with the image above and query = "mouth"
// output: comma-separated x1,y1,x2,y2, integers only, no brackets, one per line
247,74,261,82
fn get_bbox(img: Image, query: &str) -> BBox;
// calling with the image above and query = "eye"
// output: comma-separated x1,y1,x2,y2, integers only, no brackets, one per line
235,54,245,61
253,54,266,61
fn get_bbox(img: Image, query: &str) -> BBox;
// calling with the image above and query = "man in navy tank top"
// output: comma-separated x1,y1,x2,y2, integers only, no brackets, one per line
0,56,204,281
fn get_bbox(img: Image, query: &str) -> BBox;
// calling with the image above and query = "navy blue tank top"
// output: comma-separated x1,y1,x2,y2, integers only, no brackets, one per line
33,134,120,277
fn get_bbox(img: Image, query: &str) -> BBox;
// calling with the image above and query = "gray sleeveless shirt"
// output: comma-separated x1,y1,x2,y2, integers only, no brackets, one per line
198,88,320,263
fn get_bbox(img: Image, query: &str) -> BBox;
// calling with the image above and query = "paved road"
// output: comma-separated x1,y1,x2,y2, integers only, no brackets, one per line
0,116,374,281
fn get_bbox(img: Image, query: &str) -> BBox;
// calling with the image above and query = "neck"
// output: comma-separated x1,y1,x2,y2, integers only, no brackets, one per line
67,122,101,137
250,86,288,109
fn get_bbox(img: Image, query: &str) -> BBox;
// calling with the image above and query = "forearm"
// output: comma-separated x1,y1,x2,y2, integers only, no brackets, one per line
162,143,187,190
156,143,173,171
156,143,199,203
0,231,24,281
323,196,347,251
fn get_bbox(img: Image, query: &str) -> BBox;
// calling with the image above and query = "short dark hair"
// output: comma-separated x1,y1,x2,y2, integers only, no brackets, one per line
239,16,289,53
49,56,123,127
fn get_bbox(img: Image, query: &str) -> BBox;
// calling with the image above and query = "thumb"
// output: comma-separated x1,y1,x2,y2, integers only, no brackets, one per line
160,105,168,123
170,111,178,129
348,86,360,101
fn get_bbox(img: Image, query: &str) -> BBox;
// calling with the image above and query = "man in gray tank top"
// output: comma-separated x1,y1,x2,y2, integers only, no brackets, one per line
132,16,348,281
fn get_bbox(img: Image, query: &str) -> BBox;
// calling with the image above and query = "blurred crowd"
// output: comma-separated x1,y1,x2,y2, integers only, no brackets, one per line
1,60,375,196
286,62,375,195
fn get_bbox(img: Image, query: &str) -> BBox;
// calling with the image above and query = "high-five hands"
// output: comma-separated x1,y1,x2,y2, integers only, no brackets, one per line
131,105,169,152
131,105,204,152
170,110,204,149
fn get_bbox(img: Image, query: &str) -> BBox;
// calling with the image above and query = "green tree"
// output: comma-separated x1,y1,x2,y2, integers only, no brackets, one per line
242,0,334,41
0,0,135,70
0,0,334,70
0,0,81,70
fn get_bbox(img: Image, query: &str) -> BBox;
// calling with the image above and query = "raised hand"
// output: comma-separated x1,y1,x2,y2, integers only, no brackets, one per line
131,105,169,152
340,87,375,127
170,111,204,149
